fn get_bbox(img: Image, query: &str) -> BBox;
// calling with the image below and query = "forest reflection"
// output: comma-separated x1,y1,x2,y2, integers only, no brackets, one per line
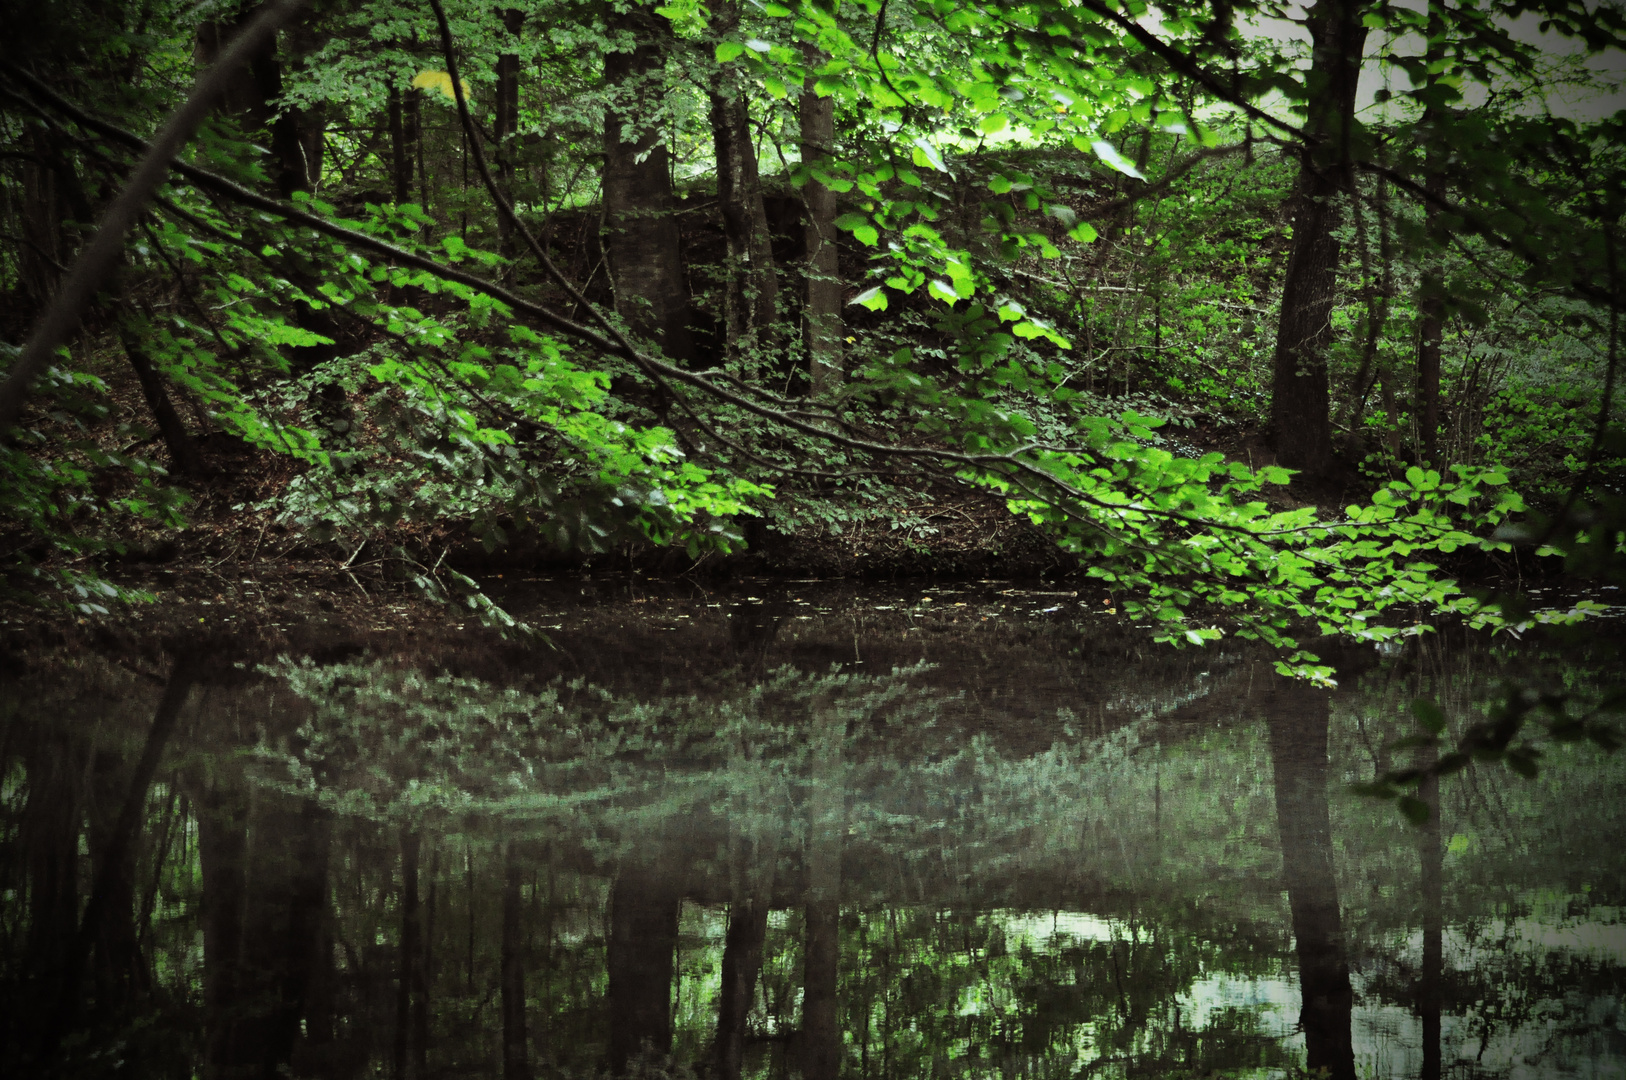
2,595,1623,1079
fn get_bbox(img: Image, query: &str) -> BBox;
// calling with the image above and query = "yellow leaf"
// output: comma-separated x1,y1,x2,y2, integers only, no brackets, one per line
412,70,473,102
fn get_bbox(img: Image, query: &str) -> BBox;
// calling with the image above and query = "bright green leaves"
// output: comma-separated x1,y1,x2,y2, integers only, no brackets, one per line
833,211,879,247
911,136,949,173
849,285,888,311
1088,138,1146,180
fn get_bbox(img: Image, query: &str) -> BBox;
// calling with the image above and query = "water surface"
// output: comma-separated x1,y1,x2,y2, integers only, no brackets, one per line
2,580,1622,1078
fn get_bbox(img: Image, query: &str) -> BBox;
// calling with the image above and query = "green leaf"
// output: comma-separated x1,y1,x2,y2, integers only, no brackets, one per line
1090,139,1146,180
715,41,746,62
1068,221,1099,243
1397,796,1432,825
912,137,948,173
849,285,888,311
1410,696,1447,734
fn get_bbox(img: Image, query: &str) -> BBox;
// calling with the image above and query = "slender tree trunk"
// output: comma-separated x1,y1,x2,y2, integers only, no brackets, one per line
417,843,436,1079
87,748,142,1002
1267,0,1368,478
388,85,416,206
501,841,529,1080
22,729,84,989
195,3,310,200
801,700,843,1080
799,45,841,395
606,868,680,1073
120,321,206,475
199,780,249,1076
708,0,778,351
495,8,524,264
1263,680,1356,1080
394,830,421,1080
220,794,332,1077
18,130,64,310
601,2,694,362
45,667,195,1059
1417,3,1448,468
1417,747,1443,1080
714,898,767,1080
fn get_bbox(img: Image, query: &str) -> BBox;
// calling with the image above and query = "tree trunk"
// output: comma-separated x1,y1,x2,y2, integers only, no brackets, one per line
714,899,767,1080
120,320,206,475
86,748,143,1002
1263,680,1356,1080
1267,0,1368,478
709,0,779,351
199,780,249,1076
800,45,841,395
22,728,84,990
501,841,529,1080
226,794,331,1078
601,2,694,362
194,3,311,200
606,868,679,1073
1416,2,1448,468
389,86,408,204
45,668,195,1057
800,700,843,1080
495,8,524,264
394,830,421,1080
388,83,422,207
18,130,64,310
1416,746,1443,1080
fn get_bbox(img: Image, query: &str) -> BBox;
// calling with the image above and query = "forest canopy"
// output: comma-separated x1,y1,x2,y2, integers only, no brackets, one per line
1,0,1624,673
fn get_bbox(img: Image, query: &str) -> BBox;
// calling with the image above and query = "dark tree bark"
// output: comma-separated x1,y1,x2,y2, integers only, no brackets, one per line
388,84,421,206
601,2,694,362
714,899,767,1080
199,780,249,1076
18,130,65,310
416,842,435,1080
1263,681,1356,1080
495,8,524,263
22,729,83,986
227,794,332,1078
1417,750,1443,1080
195,2,312,200
1267,0,1368,478
86,748,143,1001
708,0,779,351
799,45,841,395
501,841,529,1080
44,666,195,1059
800,701,843,1080
606,868,680,1073
119,320,206,475
1416,4,1448,468
394,830,422,1080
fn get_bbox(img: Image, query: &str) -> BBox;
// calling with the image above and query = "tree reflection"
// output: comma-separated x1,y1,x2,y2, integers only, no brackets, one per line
0,624,1621,1079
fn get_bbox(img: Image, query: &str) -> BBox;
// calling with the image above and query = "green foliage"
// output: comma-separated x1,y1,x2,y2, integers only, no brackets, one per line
1,0,1623,665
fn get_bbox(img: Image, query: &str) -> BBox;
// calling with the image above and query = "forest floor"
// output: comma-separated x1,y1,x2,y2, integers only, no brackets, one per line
4,403,1536,655
4,341,1530,644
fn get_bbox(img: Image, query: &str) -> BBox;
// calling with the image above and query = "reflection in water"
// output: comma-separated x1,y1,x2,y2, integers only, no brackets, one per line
1,587,1623,1078
1264,682,1356,1080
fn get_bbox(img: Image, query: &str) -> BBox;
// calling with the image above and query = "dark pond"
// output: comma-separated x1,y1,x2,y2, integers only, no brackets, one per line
2,580,1623,1079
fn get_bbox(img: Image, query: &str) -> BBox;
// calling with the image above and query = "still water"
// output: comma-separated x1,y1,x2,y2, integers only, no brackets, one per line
2,580,1623,1079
